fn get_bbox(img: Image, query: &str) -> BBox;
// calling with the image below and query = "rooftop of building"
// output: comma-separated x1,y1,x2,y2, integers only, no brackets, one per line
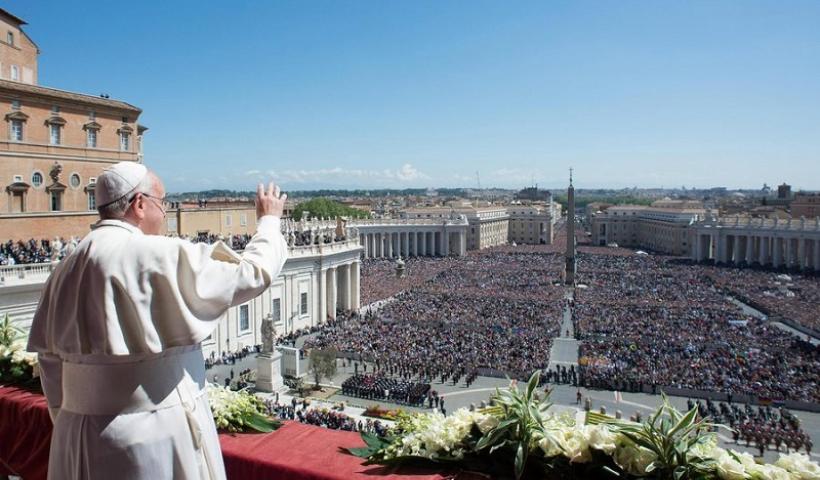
0,79,142,113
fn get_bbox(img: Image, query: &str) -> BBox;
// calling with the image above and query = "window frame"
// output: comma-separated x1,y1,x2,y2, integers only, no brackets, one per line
49,123,61,145
238,304,250,333
300,292,308,315
10,119,23,141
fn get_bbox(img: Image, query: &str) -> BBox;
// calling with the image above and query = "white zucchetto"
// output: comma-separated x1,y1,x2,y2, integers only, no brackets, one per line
96,162,148,207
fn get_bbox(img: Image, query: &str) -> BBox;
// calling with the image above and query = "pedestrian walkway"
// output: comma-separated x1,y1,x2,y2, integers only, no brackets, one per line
548,293,579,369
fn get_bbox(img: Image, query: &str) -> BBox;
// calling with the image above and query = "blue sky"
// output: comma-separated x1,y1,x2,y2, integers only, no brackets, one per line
8,1,820,191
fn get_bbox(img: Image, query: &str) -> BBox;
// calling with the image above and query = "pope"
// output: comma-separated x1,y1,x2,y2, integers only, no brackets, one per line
27,162,288,479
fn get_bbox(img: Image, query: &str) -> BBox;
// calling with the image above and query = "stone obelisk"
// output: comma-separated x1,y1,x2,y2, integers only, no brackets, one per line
564,169,576,286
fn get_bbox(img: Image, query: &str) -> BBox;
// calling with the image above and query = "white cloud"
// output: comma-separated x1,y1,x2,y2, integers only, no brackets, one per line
241,163,429,186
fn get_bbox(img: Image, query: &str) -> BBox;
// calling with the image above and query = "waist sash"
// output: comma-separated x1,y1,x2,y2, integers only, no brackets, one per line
61,346,206,416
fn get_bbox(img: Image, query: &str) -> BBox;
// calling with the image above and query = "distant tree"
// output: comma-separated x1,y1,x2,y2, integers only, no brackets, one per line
308,348,338,389
292,198,370,221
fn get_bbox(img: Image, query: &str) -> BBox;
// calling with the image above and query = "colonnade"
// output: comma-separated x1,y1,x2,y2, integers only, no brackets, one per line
319,261,360,321
358,230,467,258
691,217,820,271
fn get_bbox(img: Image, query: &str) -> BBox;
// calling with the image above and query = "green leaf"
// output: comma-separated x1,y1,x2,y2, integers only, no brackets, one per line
346,447,377,458
514,442,526,480
244,412,279,433
667,407,698,438
361,432,387,450
526,370,540,400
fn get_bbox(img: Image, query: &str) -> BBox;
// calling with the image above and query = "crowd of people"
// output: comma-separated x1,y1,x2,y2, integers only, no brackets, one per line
359,257,461,306
306,251,564,382
702,267,820,334
0,238,76,265
264,398,388,435
341,374,430,407
574,253,820,403
204,345,259,370
691,399,813,455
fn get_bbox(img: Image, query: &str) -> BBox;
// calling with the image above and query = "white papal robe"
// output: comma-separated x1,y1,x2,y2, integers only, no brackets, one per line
27,215,288,480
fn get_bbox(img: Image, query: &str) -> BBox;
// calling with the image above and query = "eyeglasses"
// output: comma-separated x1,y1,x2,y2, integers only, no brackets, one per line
131,192,169,215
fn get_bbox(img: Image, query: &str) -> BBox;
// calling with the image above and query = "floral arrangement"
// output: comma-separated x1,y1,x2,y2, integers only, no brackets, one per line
363,404,405,421
0,314,39,386
349,372,820,480
206,383,280,433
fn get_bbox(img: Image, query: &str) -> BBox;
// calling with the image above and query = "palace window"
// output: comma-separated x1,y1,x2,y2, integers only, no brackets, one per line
10,119,23,141
50,191,62,211
120,132,130,151
10,65,18,81
31,172,42,187
49,124,61,145
239,304,250,332
6,32,13,45
87,190,96,210
87,128,97,147
272,298,282,324
70,174,81,188
300,292,308,315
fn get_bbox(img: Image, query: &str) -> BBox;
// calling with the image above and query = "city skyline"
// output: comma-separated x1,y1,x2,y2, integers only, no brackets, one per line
7,0,820,191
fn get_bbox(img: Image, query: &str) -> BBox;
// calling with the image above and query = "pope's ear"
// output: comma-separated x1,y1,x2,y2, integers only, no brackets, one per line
132,193,147,220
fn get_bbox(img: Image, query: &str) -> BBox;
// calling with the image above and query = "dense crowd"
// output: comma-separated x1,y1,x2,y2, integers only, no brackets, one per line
306,251,564,382
575,253,820,403
359,257,460,306
703,267,820,333
184,233,253,251
341,374,430,406
0,238,74,265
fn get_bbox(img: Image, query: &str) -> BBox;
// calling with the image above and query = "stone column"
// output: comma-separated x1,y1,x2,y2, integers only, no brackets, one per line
429,232,436,256
717,233,728,263
341,264,352,310
361,234,368,258
351,261,360,310
744,236,754,265
442,231,449,256
732,235,740,264
814,239,820,271
693,233,701,261
327,267,337,320
785,238,793,268
402,231,409,258
319,268,327,324
797,238,807,270
773,237,783,268
460,231,467,255
420,232,427,256
759,236,769,266
386,232,393,258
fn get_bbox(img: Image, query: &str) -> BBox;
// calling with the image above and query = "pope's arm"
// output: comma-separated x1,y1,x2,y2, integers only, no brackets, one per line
166,214,288,343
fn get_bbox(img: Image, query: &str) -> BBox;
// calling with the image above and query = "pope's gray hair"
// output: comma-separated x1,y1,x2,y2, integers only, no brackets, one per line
97,174,156,219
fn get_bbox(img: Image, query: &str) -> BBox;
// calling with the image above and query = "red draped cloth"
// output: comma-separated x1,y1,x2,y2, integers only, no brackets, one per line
0,386,470,480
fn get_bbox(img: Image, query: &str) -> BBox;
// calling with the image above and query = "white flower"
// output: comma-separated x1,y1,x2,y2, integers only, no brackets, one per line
714,450,747,480
584,424,618,455
475,414,499,434
562,427,592,463
11,349,38,367
613,439,657,476
687,436,718,461
538,431,565,458
775,452,820,480
746,463,793,480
